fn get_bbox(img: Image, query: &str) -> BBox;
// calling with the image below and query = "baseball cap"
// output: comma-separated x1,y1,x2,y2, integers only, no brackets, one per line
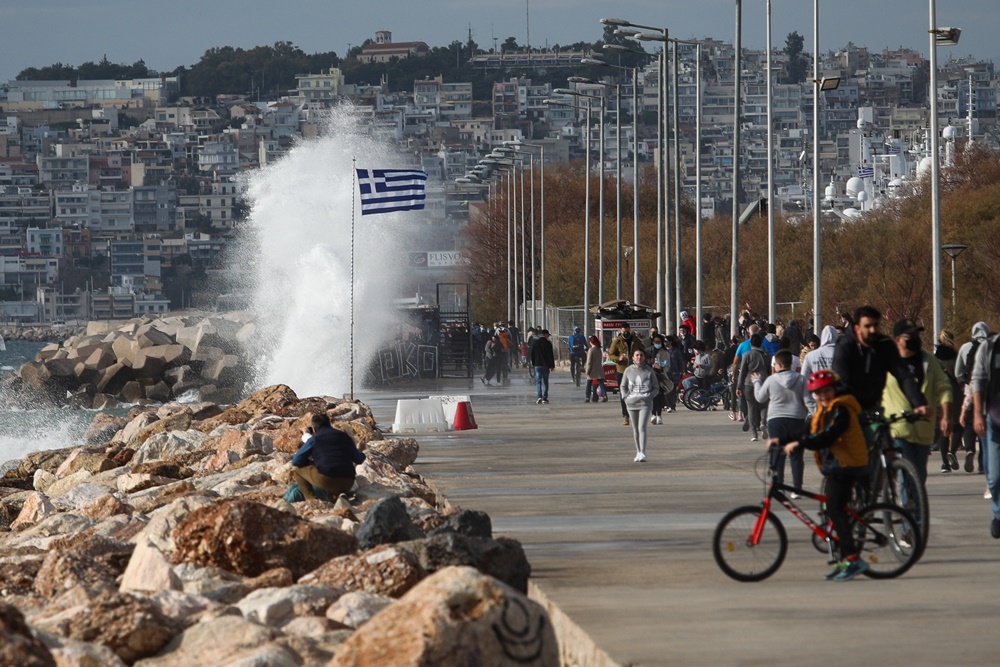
892,318,924,337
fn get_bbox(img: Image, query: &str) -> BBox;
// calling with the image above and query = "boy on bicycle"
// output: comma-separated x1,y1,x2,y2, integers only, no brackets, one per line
768,369,870,581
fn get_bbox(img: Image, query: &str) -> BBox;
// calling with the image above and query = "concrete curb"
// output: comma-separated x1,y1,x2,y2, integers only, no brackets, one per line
529,581,624,667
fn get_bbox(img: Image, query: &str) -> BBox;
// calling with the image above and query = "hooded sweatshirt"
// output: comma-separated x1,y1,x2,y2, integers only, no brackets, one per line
955,321,991,384
620,362,660,407
753,369,808,420
801,326,839,412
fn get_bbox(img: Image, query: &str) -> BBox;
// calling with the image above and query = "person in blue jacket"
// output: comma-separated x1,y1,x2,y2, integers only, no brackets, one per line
292,412,366,499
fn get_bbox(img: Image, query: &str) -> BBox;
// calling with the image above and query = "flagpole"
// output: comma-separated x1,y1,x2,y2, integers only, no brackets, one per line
350,158,356,401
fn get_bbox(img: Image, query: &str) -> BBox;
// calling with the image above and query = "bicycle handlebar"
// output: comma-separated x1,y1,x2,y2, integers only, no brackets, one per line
862,410,922,426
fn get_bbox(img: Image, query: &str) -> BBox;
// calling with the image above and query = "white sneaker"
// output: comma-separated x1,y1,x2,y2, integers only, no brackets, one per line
986,488,993,500
637,452,648,462
633,452,641,462
656,416,663,425
650,415,657,424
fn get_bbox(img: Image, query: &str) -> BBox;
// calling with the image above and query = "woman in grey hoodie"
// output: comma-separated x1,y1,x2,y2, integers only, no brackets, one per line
620,348,660,462
753,349,808,491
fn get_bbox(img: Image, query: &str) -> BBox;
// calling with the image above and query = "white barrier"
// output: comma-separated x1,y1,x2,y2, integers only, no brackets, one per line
428,394,472,430
391,398,449,434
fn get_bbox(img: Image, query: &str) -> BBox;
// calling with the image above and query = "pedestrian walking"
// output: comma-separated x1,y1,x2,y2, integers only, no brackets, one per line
585,335,608,402
620,348,660,462
530,329,555,404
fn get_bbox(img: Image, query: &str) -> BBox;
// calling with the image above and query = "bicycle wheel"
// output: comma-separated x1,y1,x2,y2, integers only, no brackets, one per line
713,505,788,582
883,457,929,559
856,503,920,579
686,388,711,411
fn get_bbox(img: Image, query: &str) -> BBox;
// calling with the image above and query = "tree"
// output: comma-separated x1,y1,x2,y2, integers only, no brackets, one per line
783,31,807,84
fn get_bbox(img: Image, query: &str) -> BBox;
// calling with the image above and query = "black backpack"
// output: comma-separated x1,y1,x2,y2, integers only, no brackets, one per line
960,340,980,385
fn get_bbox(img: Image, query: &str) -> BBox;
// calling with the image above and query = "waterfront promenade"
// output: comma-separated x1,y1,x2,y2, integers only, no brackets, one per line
361,372,998,666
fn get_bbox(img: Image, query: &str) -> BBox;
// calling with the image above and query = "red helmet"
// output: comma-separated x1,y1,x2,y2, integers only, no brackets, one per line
807,369,840,392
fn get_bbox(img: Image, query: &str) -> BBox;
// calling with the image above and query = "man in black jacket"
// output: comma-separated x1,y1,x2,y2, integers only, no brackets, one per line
530,329,556,404
832,305,929,430
292,413,366,499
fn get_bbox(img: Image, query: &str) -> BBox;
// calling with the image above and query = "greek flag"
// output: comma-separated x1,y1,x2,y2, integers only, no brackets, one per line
857,165,875,179
356,168,428,215
884,144,902,155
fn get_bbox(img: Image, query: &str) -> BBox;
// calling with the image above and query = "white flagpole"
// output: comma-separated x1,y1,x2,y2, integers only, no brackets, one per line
350,158,356,401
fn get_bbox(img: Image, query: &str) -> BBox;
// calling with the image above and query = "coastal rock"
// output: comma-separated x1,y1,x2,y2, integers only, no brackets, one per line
84,413,128,445
33,469,56,493
11,492,56,531
398,532,532,594
133,494,217,555
33,549,120,600
81,493,134,522
44,470,93,499
355,495,425,549
120,539,182,594
54,447,116,478
325,591,394,628
51,482,112,512
235,584,343,627
0,602,57,667
117,472,174,494
131,615,278,667
428,508,493,539
149,589,227,628
172,562,248,603
202,429,274,472
61,592,180,663
299,545,425,598
36,631,128,667
96,362,136,396
128,411,193,449
120,412,159,444
330,566,558,667
0,552,44,596
234,384,299,416
131,429,210,465
170,498,358,578
367,437,419,469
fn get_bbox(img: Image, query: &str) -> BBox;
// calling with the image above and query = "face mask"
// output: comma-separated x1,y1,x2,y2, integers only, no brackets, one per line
633,359,643,366
621,332,630,339
905,337,922,352
654,343,662,349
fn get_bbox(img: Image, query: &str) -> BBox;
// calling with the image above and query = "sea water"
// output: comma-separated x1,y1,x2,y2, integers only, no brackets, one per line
1,108,416,467
238,107,412,397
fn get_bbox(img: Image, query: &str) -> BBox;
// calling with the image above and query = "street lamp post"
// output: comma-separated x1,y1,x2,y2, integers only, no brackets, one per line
731,0,742,337
942,243,967,320
766,0,777,323
929,15,962,339
812,0,822,331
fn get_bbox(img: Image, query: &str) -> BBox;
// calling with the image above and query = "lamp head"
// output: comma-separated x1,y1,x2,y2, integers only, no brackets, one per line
581,57,609,67
934,27,961,46
600,17,631,26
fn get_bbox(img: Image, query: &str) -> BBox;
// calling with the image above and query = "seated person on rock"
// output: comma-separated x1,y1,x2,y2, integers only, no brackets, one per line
291,413,366,499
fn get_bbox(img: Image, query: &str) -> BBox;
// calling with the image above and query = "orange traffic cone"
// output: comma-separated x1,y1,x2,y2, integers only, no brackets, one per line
453,401,478,430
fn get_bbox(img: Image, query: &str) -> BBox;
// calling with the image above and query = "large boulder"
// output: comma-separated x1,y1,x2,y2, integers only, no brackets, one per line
96,363,136,395
60,592,180,663
171,498,358,578
84,413,128,445
299,544,425,598
355,495,425,550
0,603,56,667
130,615,280,667
330,566,559,667
234,584,344,627
234,385,299,417
398,532,531,594
367,437,419,469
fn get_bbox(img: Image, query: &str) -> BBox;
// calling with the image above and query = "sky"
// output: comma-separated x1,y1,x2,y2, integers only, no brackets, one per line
0,0,995,82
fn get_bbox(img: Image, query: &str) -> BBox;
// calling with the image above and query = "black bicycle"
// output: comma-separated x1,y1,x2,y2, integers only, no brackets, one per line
713,447,921,582
684,376,731,412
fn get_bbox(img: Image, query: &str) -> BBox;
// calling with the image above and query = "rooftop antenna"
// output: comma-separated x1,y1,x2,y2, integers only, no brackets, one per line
526,0,530,53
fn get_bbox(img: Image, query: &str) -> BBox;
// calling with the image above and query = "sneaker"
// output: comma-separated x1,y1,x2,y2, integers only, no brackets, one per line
750,435,759,442
940,465,952,474
966,452,976,473
480,377,487,386
833,558,869,582
986,488,993,500
789,492,801,500
948,452,959,470
633,452,641,462
656,416,663,425
636,452,648,462
585,398,591,403
824,560,848,581
665,407,674,413
623,416,630,426
992,518,1000,539
729,412,737,421
601,396,608,403
742,419,751,432
536,397,543,404
542,399,549,404
651,415,657,424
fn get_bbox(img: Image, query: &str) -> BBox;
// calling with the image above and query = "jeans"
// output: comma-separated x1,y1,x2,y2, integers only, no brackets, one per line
626,402,653,455
586,379,606,401
534,366,550,400
987,420,1000,521
616,372,628,417
895,438,930,526
768,417,807,488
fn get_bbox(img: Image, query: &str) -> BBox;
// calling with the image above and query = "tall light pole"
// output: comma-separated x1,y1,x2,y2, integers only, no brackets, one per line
731,0,742,337
672,41,682,324
812,0,821,332
507,141,547,328
603,17,671,324
602,44,652,305
929,19,962,339
942,243,967,319
766,0,777,323
545,97,595,334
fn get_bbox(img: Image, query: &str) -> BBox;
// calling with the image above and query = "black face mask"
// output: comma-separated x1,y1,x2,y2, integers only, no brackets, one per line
621,332,631,339
905,336,922,352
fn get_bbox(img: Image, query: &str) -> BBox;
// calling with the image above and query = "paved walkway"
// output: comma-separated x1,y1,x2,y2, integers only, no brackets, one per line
360,370,998,667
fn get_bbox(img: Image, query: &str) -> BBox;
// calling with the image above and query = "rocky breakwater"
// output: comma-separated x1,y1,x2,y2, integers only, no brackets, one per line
0,384,557,666
1,325,86,343
10,312,255,408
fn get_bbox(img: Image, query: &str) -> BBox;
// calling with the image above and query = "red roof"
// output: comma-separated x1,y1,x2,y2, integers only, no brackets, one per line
362,41,428,53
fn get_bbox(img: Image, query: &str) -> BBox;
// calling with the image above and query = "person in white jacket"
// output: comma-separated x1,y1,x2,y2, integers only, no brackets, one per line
801,325,839,413
753,350,809,492
620,349,660,463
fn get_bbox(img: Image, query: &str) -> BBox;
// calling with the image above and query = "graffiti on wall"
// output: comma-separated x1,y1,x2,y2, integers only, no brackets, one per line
375,342,438,383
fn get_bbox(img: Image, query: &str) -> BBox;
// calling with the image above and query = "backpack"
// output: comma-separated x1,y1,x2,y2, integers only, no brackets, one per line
569,333,587,355
960,340,980,385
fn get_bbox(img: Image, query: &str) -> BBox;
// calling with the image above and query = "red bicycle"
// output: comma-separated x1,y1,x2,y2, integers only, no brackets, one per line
712,447,921,582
